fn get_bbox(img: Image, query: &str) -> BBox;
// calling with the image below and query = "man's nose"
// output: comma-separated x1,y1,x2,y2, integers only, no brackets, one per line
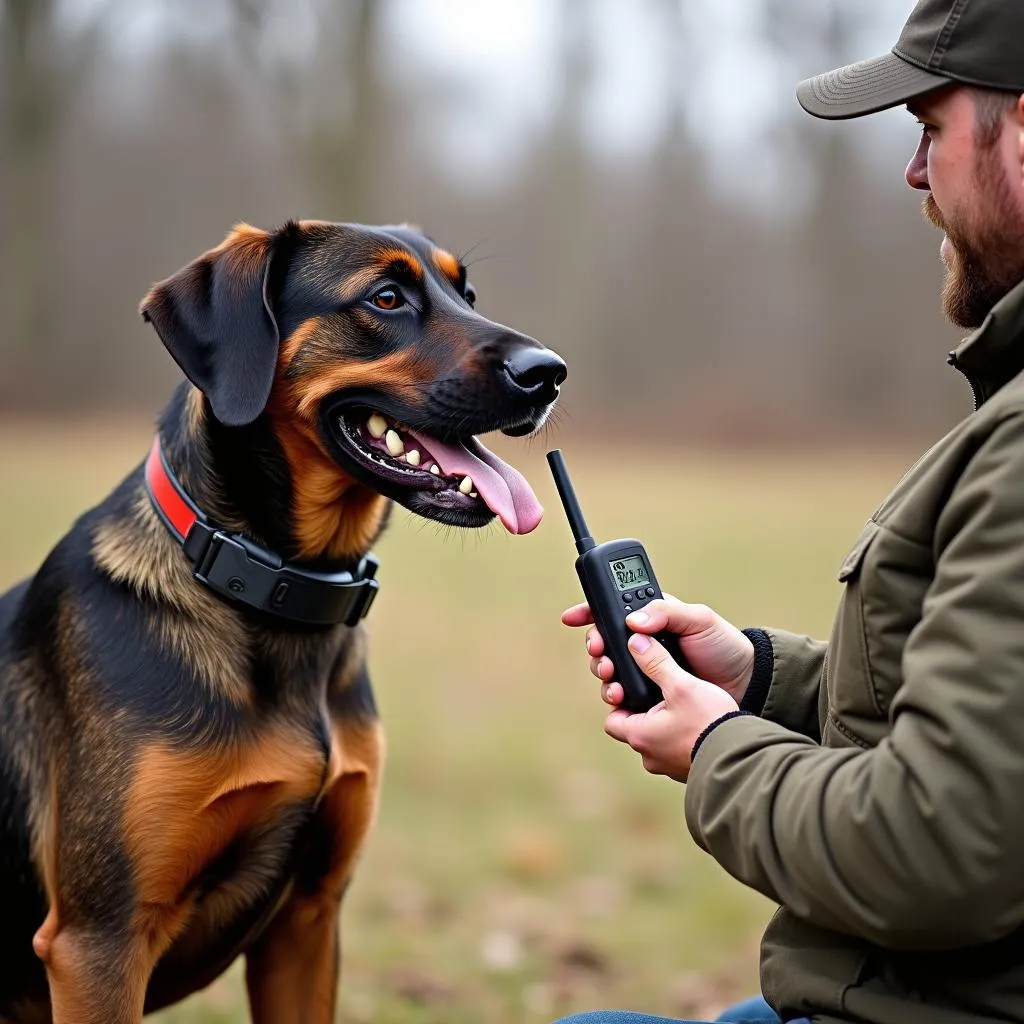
906,134,930,191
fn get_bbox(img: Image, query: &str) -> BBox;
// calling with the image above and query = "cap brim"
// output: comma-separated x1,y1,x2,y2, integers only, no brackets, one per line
797,52,951,120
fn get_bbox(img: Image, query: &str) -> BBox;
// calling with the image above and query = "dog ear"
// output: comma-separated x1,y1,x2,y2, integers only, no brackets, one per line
140,223,282,427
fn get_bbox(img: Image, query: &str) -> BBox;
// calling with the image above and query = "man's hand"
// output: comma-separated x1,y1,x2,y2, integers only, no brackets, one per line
561,595,755,705
560,596,749,781
605,633,739,782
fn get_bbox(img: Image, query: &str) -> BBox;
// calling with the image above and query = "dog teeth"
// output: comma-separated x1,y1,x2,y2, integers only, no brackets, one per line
470,491,478,498
362,417,447,478
459,476,473,495
385,429,405,457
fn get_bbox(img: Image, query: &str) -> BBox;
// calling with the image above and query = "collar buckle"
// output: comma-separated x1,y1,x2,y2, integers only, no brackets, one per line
182,521,379,628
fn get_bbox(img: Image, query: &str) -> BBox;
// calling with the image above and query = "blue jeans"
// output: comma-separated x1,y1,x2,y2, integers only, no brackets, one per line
553,995,812,1023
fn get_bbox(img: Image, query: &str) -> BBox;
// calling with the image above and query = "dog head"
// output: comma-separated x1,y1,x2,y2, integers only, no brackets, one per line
141,221,565,559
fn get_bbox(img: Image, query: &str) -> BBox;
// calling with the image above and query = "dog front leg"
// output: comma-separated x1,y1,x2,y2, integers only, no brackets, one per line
34,904,185,1024
245,893,344,1024
40,928,145,1024
245,739,382,1024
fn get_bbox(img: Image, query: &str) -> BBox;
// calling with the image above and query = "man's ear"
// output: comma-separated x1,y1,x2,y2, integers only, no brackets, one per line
140,223,282,427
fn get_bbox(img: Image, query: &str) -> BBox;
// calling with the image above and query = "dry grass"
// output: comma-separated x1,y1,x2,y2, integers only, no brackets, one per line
0,420,912,1023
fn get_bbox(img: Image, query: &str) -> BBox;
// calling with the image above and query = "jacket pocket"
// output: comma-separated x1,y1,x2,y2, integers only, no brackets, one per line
827,521,884,736
837,519,881,583
828,518,933,737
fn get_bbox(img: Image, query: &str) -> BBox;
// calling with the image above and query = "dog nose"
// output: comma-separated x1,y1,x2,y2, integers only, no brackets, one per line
503,346,567,404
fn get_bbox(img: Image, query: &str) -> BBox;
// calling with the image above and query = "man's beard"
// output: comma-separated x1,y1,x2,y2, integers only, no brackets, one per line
923,147,1024,329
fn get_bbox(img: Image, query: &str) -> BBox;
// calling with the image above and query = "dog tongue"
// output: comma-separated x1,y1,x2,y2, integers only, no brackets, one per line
407,430,543,535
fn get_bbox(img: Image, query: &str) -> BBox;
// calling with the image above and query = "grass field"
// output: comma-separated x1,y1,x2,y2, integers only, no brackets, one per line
0,421,912,1023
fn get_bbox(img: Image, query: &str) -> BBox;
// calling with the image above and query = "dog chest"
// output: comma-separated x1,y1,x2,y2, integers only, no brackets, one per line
132,725,333,1009
122,724,332,909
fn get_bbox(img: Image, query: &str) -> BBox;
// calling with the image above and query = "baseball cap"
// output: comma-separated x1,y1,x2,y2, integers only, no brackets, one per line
797,0,1024,120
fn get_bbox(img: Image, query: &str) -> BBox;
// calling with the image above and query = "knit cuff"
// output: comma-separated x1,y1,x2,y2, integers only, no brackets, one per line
739,628,774,716
690,710,751,762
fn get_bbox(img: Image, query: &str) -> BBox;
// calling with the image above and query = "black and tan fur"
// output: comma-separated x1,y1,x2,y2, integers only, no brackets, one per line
0,220,564,1023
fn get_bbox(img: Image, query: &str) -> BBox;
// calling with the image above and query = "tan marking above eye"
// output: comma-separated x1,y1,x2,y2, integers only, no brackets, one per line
337,248,422,304
432,248,462,285
374,247,423,282
338,266,385,303
337,254,421,303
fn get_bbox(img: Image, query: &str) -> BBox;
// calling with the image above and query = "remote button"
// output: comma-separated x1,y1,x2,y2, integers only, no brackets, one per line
623,606,633,614
646,587,656,597
622,592,633,602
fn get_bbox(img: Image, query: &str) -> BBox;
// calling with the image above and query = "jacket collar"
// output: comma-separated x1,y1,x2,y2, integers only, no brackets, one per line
948,277,1024,407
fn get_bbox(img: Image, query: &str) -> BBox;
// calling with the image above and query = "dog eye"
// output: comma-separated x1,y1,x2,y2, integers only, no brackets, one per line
464,283,477,308
371,288,404,310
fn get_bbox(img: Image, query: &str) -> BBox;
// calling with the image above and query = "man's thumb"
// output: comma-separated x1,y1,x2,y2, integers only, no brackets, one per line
627,632,687,696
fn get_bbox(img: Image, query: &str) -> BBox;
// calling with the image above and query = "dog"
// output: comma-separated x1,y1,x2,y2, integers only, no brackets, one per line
0,220,565,1023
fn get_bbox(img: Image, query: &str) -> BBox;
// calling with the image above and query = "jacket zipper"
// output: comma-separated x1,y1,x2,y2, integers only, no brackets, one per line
947,350,983,410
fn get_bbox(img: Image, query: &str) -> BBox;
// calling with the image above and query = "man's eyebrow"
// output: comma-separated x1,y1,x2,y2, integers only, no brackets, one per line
906,100,931,118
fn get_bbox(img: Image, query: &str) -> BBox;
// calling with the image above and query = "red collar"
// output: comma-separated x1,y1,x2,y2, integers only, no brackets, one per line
143,436,379,627
145,437,202,542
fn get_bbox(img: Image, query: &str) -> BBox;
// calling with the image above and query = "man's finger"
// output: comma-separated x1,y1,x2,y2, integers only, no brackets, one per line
601,681,624,706
561,603,594,627
604,708,633,743
585,629,605,657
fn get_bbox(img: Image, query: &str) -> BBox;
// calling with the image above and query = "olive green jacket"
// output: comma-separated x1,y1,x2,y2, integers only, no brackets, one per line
686,277,1024,1024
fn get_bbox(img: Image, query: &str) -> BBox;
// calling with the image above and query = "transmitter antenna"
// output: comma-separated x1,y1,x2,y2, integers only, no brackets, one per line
547,445,686,711
546,449,596,554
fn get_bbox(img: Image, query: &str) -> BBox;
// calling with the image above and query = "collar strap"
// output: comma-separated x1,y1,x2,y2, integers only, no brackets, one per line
144,438,379,628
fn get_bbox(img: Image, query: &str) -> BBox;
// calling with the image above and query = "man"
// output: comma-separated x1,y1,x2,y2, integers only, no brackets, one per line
552,1,1024,1022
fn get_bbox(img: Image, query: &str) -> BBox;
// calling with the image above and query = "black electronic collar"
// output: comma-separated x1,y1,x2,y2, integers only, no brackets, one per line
144,437,379,627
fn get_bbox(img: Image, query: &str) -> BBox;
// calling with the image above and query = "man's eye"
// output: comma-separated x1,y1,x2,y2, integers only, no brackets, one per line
371,288,405,310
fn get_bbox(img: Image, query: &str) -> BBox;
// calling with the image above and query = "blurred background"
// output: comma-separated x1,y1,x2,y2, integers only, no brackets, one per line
0,1,975,1022
0,0,969,436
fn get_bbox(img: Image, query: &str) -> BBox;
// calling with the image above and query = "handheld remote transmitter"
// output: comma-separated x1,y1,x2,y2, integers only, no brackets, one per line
547,449,690,713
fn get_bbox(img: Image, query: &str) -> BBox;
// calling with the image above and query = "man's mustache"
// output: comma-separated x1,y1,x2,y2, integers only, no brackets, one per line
924,193,947,233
